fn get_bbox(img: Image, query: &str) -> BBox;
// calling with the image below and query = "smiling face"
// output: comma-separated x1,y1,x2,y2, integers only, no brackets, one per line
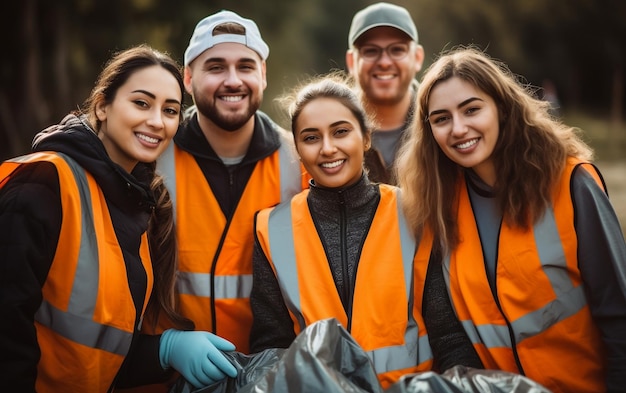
346,26,423,106
185,42,267,132
96,65,182,172
427,76,500,186
294,97,370,189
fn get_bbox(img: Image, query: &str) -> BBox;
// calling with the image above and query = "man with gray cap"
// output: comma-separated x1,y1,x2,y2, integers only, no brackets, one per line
156,9,309,362
346,2,424,185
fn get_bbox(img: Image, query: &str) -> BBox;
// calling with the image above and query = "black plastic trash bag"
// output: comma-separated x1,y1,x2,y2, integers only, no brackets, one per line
169,318,552,393
238,318,383,393
168,318,382,393
386,365,552,393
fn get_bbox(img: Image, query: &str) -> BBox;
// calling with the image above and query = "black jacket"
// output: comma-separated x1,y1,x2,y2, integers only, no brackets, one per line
0,114,170,392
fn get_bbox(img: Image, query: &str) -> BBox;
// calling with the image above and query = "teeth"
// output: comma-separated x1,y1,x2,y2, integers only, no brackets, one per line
137,133,159,144
321,160,344,168
376,75,394,80
456,139,478,149
222,96,243,102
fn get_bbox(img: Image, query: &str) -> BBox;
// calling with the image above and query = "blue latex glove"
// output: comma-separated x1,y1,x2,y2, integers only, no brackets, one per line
159,329,238,388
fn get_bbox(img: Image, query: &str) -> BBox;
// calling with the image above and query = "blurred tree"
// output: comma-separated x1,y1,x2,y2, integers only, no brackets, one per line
1,0,624,160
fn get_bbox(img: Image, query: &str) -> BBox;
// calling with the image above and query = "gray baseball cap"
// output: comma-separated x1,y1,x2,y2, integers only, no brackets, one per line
348,2,418,47
184,10,269,66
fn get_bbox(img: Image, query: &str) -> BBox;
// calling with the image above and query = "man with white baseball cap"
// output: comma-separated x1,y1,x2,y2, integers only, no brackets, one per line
155,9,309,383
346,2,425,185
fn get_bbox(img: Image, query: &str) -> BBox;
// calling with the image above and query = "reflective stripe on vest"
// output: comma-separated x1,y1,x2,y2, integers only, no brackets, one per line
443,200,588,350
157,140,300,300
2,151,153,392
3,152,135,355
266,188,423,375
158,136,302,222
177,272,252,299
23,153,134,355
156,139,305,353
423,160,606,392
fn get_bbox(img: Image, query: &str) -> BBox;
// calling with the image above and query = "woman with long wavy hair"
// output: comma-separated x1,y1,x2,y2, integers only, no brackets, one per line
396,46,626,393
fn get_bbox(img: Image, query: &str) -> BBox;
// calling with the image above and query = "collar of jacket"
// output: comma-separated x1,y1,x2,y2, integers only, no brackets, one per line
308,173,378,211
174,109,282,165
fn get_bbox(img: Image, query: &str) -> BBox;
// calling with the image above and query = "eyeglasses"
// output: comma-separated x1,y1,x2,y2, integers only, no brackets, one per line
357,42,411,62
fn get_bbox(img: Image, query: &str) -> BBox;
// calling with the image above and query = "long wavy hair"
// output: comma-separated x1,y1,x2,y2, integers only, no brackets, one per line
82,44,193,330
396,46,593,251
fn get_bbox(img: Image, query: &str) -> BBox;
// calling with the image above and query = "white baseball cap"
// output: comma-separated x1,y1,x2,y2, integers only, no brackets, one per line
184,10,269,66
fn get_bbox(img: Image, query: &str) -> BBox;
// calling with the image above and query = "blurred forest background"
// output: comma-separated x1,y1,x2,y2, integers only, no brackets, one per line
1,0,625,230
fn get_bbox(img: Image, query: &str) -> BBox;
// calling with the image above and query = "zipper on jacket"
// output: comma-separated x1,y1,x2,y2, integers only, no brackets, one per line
491,221,525,375
211,165,242,334
338,191,354,333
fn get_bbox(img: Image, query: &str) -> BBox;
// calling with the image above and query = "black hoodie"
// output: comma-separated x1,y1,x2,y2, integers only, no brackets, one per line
0,114,171,391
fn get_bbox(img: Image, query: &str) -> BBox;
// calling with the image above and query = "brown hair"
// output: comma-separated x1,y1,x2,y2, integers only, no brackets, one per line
82,44,184,132
396,46,593,250
81,44,192,330
279,71,375,141
213,22,246,36
146,163,193,330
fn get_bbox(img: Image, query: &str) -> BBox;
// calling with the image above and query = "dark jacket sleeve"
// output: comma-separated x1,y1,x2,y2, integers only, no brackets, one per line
0,163,62,393
573,165,626,392
114,333,174,388
249,222,296,353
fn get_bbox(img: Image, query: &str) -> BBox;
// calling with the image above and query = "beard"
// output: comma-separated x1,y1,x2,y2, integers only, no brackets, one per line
193,87,263,132
361,82,407,107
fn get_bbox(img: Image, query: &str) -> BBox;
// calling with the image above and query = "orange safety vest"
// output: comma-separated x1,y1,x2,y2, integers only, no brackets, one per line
255,185,433,388
414,159,606,393
157,139,307,353
0,152,153,393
